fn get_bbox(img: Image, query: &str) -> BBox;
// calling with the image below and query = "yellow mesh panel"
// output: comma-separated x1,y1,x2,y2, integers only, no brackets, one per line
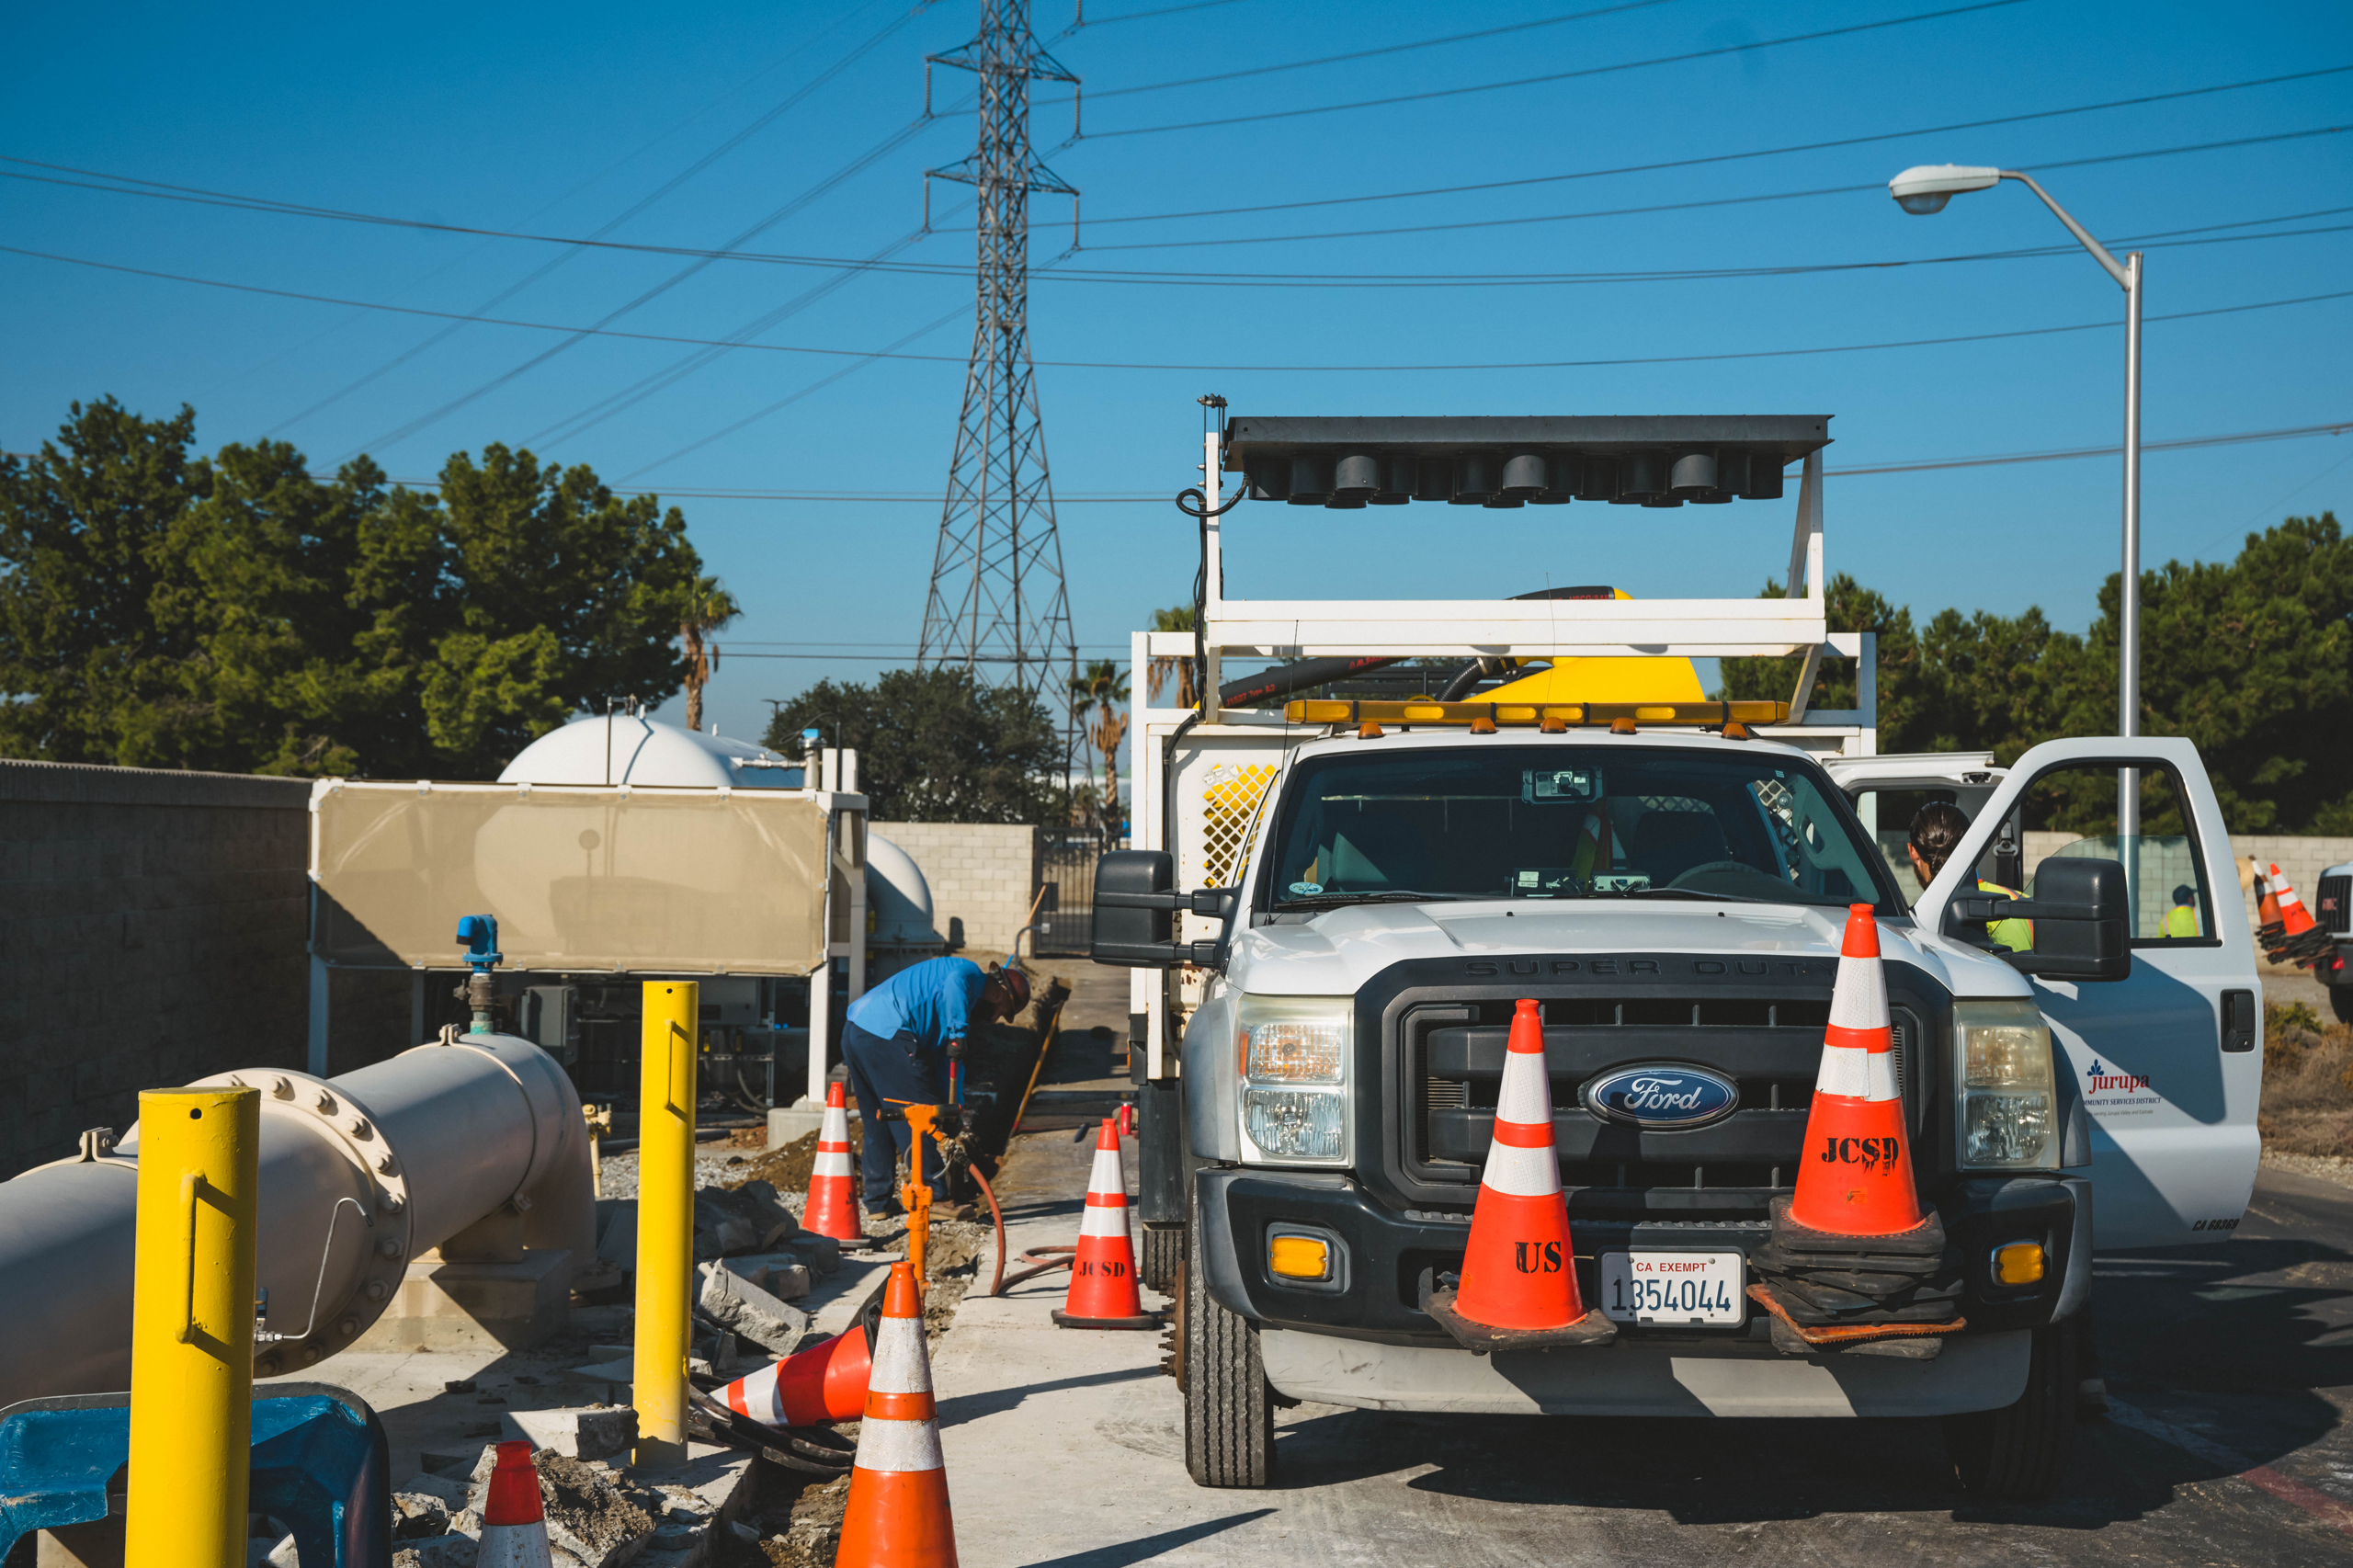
1199,764,1278,888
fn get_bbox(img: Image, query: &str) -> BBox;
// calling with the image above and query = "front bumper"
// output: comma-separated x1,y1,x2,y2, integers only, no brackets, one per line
1197,1166,2087,1347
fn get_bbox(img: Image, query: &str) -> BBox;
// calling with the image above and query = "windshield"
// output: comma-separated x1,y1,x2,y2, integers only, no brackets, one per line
1262,744,1901,913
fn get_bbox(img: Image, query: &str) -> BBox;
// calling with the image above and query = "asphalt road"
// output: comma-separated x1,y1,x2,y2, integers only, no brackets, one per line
938,1074,2353,1564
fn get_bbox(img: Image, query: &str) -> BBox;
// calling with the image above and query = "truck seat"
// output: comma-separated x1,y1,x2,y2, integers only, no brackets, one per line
1629,810,1731,885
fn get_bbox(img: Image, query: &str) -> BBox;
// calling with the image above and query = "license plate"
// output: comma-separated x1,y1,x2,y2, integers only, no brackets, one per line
1598,1251,1745,1326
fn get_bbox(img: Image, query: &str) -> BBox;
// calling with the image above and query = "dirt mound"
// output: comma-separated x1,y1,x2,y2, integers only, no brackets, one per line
2259,1006,2353,1157
721,1131,818,1195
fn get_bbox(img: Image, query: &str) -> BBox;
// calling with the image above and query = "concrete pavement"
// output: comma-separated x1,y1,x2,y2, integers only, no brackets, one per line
932,1123,2353,1567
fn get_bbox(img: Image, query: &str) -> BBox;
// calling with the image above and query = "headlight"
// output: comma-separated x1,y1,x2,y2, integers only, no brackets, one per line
1954,999,2056,1170
1235,995,1351,1165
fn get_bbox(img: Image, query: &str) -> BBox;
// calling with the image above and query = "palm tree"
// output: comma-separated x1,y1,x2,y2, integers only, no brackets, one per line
1147,604,1197,710
1067,657,1131,844
679,575,741,733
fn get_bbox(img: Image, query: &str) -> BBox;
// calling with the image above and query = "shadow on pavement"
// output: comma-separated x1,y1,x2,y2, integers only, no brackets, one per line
1017,1508,1277,1568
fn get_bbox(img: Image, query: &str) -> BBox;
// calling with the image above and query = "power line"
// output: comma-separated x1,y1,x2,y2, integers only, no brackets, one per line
13,137,2339,287
8,241,2344,371
620,303,972,480
1073,64,2353,227
7,420,2342,502
1078,0,2033,139
1074,125,2349,250
1049,0,1254,38
257,1,933,437
527,214,962,451
344,106,961,458
1068,0,1685,100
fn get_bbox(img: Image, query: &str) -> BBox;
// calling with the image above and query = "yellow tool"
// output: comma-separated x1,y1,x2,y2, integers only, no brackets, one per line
125,1085,260,1568
899,1104,941,1287
634,981,698,1470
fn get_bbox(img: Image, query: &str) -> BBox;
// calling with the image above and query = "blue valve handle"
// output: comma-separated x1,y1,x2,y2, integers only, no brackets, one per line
455,914,502,972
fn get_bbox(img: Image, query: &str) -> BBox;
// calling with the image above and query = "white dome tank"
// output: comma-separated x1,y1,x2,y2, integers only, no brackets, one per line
499,714,802,790
866,833,947,978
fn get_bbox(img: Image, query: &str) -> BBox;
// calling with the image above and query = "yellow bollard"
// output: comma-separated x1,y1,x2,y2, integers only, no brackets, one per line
125,1085,261,1568
634,981,698,1469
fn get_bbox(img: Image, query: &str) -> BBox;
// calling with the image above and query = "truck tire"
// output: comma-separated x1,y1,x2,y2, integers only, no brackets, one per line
2332,984,2353,1027
1942,1318,2077,1501
1142,1223,1186,1293
1182,1209,1275,1488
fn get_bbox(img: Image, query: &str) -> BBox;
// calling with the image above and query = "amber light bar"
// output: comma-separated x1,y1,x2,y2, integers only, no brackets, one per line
1282,699,1791,727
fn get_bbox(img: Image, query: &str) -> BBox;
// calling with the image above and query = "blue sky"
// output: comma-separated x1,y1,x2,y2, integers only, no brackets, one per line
4,0,2347,753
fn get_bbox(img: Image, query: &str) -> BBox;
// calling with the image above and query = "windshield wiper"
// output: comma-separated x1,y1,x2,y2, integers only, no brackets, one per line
1273,890,1474,909
1616,886,1784,905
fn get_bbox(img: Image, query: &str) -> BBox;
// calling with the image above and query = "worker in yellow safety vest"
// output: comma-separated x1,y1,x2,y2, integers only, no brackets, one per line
2164,883,2202,938
1906,801,2034,952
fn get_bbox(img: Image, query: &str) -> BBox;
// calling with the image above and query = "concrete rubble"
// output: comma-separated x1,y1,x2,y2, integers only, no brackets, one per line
695,1259,812,1354
501,1404,639,1462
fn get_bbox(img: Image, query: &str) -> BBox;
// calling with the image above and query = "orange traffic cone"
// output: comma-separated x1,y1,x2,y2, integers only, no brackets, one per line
2255,862,2283,930
720,1323,873,1428
1053,1119,1159,1329
476,1440,553,1568
1787,904,1928,1237
804,1080,863,1243
836,1262,957,1568
2268,864,2335,964
1424,998,1614,1351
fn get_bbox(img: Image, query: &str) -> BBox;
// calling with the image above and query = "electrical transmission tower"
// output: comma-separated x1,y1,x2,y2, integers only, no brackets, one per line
915,0,1078,699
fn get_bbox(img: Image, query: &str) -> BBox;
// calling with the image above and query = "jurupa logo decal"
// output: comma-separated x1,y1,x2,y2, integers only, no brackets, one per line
2084,1057,2161,1119
1579,1064,1740,1130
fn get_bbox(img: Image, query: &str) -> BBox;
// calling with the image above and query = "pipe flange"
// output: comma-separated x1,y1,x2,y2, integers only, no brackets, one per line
199,1069,414,1373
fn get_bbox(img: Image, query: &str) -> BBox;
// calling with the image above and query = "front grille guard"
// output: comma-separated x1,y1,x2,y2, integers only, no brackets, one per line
1364,966,1946,1218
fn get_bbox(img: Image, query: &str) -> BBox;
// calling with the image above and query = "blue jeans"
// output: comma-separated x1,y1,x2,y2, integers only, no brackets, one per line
839,1019,947,1208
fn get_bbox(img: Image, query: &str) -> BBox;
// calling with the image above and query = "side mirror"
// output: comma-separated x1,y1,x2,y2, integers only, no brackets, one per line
1089,850,1234,969
1951,856,2132,983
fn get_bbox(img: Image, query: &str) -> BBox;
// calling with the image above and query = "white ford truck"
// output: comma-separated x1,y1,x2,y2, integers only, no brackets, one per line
1096,414,2261,1502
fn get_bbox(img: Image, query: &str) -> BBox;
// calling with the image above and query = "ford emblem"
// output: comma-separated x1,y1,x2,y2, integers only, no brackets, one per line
1580,1064,1740,1130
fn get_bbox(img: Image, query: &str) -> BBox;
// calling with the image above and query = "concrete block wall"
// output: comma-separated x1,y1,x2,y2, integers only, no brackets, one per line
869,822,1040,954
2017,831,2353,937
0,760,312,1177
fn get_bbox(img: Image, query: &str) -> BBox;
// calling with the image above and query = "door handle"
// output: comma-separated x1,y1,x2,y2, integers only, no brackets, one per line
2220,989,2256,1053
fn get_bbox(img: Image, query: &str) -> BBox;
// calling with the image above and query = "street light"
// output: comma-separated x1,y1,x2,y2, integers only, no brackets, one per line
1889,163,2143,843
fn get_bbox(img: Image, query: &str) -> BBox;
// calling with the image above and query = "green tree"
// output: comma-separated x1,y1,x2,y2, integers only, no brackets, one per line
1146,604,1196,709
1067,656,1130,842
0,398,215,766
1715,574,1927,749
678,575,741,734
0,399,709,778
763,667,1064,823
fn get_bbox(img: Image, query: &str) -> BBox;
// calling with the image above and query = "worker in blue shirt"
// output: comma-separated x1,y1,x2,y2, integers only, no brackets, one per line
839,956,1030,1215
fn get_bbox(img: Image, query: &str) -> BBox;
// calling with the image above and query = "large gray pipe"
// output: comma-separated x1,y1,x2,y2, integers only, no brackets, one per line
0,1030,596,1406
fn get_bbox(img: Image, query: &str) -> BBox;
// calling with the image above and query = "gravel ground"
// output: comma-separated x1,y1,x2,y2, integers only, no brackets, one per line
598,1147,806,1218
2259,1146,2353,1187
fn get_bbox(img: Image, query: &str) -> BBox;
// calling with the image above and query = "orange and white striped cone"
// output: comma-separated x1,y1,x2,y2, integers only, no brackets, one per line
2268,864,2335,964
1052,1119,1159,1329
1424,998,1614,1351
1786,904,1928,1238
476,1440,553,1568
804,1080,863,1243
835,1262,957,1568
719,1322,873,1428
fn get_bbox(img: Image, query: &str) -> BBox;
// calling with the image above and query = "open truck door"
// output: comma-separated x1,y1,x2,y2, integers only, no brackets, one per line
1913,736,2261,1251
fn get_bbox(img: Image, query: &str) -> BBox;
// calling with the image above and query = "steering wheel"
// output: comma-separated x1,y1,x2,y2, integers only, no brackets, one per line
1668,859,1761,888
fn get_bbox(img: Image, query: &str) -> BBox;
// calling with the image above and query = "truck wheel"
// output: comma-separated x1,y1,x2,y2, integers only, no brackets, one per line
1943,1318,2077,1501
1183,1210,1275,1488
1142,1223,1186,1293
2332,985,2353,1027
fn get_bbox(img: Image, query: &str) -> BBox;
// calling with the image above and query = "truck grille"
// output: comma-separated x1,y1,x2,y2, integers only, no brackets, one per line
1402,995,1922,1218
2319,875,2350,937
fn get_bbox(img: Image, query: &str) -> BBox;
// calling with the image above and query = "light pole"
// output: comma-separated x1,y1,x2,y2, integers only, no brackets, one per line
1888,164,2143,844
